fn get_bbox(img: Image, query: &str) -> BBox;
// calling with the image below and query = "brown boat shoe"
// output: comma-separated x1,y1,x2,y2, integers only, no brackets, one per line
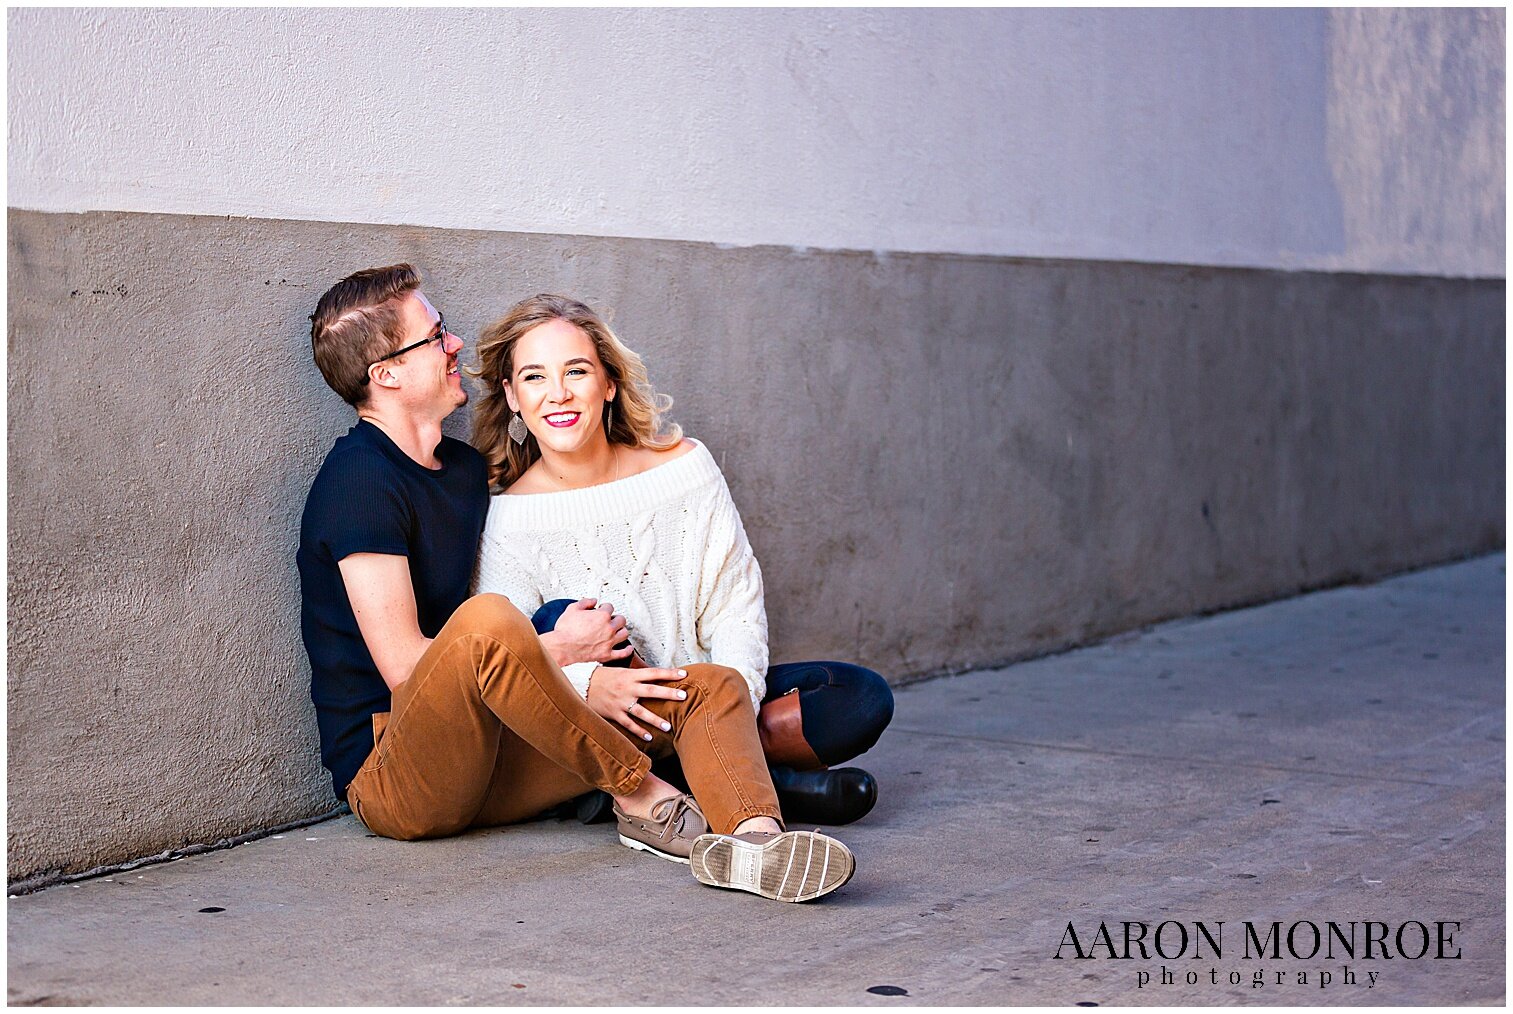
689,829,855,902
613,793,709,864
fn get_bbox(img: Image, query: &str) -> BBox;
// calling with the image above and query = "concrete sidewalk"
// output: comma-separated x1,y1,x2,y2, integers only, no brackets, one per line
8,555,1504,1005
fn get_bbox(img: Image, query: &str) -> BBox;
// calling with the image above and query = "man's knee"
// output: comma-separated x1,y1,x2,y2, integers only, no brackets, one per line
447,593,534,641
410,594,539,700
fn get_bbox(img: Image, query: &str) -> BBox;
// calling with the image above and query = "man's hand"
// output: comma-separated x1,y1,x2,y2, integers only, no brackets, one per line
586,665,687,741
539,599,635,667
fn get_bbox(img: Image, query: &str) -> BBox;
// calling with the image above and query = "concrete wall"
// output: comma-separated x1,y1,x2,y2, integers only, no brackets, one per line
8,212,1503,882
6,8,1504,883
7,8,1503,274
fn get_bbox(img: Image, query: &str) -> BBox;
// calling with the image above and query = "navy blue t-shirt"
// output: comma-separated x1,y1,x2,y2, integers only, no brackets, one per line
297,421,489,800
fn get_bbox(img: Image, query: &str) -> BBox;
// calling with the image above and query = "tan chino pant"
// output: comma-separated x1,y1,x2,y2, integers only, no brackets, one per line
346,594,783,838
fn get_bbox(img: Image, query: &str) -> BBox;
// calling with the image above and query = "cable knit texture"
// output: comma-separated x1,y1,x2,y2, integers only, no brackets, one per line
475,441,769,710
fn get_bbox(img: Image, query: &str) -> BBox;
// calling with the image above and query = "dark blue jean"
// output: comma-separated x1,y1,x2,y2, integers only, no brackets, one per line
531,599,893,765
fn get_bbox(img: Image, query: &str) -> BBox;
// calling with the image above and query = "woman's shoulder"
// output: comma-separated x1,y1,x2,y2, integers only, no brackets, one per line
620,438,699,478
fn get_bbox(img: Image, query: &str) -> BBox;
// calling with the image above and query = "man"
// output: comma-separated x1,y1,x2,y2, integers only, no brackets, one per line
295,263,855,902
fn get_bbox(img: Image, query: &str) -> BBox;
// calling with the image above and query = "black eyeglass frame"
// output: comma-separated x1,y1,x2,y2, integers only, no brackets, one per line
368,314,450,370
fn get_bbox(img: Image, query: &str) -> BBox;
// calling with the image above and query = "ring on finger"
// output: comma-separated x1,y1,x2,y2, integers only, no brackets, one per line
626,702,635,714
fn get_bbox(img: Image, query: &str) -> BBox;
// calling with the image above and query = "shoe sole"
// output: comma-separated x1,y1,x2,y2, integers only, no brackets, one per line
689,831,854,902
618,833,691,865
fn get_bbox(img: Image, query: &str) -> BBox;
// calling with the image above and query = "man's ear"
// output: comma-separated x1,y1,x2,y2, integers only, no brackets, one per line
369,361,401,390
503,381,520,414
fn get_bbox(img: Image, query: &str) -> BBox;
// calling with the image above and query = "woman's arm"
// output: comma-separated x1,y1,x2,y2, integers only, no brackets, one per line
695,476,770,712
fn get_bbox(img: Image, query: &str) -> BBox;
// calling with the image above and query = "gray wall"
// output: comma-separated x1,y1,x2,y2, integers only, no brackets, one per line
7,210,1505,883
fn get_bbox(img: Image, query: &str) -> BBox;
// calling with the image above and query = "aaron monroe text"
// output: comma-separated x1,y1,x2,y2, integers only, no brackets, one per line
1054,919,1462,992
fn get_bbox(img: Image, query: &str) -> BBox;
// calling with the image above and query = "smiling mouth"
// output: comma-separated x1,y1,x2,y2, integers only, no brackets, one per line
544,412,580,428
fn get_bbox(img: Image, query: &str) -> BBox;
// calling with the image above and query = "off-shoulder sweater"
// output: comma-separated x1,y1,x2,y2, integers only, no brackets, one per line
474,440,769,710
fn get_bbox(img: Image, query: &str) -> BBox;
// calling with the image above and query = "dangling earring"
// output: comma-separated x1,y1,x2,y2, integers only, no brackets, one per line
508,412,528,446
605,402,614,437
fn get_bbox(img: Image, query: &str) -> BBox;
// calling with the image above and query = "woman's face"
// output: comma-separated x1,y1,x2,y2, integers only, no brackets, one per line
504,318,617,456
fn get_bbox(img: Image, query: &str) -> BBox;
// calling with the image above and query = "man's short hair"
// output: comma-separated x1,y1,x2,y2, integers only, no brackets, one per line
309,263,422,405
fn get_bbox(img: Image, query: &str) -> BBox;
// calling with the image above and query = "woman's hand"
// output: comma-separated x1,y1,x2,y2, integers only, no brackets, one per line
587,665,688,741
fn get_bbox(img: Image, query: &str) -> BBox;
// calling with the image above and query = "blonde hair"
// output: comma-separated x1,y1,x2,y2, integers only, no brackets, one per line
469,294,682,491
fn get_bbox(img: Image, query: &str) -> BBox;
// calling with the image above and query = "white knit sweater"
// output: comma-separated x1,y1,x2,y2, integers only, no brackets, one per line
475,440,769,710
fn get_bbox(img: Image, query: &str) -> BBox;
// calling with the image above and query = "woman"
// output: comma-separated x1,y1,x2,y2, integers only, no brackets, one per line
470,294,893,829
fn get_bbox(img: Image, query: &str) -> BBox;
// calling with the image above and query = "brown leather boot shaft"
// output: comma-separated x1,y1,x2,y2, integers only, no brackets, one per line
758,690,825,770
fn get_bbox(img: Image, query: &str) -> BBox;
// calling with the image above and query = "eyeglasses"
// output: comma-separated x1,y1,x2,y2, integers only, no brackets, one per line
370,314,451,367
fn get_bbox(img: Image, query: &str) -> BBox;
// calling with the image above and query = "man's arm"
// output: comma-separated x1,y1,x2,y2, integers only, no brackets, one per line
339,552,432,691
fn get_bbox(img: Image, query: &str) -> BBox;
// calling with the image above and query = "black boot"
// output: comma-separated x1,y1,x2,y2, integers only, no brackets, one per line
574,790,615,824
770,765,878,826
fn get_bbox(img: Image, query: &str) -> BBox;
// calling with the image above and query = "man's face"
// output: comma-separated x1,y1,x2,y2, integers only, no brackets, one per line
386,291,466,416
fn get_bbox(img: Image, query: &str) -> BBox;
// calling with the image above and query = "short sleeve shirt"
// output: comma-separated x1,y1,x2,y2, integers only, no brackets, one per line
297,421,488,800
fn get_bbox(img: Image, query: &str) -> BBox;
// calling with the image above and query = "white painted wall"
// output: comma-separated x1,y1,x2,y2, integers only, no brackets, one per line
7,8,1503,276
